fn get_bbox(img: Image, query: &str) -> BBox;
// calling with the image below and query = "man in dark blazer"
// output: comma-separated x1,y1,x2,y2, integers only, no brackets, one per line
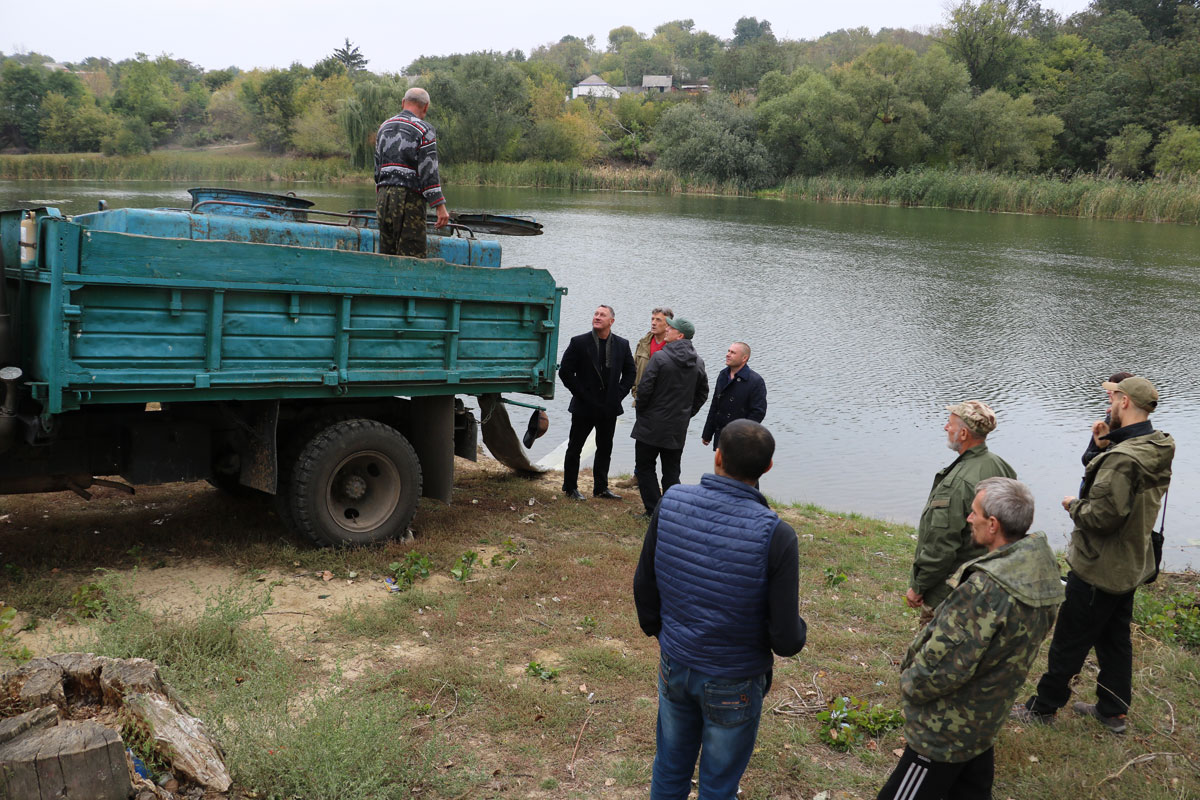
559,305,637,501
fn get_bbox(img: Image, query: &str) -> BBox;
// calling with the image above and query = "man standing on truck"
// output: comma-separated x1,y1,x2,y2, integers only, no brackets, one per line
375,87,450,258
559,305,637,501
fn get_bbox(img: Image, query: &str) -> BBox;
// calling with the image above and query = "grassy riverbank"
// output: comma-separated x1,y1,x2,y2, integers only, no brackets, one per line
2,152,1199,224
1,460,1197,799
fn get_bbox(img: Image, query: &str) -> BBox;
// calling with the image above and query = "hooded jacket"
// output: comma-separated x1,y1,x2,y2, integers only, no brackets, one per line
900,532,1064,762
631,339,709,450
1067,425,1174,594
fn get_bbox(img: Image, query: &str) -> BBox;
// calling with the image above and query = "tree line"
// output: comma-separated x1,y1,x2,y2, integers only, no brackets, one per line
2,1,1198,189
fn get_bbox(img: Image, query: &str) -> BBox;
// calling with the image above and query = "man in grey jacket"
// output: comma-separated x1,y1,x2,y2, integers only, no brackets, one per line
631,317,709,516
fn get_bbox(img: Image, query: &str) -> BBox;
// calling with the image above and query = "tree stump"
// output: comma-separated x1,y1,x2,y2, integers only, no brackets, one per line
1,653,232,796
0,718,132,800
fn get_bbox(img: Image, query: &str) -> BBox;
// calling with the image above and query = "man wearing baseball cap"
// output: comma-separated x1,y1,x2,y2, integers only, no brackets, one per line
906,401,1016,625
1016,376,1175,734
631,316,709,517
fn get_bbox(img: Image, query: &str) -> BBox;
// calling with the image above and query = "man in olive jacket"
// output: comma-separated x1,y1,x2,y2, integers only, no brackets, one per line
631,316,709,516
907,401,1016,624
879,478,1063,800
1019,376,1174,734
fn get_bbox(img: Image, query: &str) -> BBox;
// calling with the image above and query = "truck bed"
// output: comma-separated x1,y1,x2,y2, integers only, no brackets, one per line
3,209,563,414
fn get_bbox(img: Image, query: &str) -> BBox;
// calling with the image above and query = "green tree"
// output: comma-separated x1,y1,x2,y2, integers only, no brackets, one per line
1093,0,1198,41
732,17,776,47
338,76,409,168
0,61,47,148
1105,122,1153,174
756,69,860,174
956,89,1064,169
608,26,641,52
940,0,1043,91
1152,121,1200,173
654,96,775,188
239,67,304,152
291,73,354,157
111,54,185,143
332,39,369,73
426,55,530,162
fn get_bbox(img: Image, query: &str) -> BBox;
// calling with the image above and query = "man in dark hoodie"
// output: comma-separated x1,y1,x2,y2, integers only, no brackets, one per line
1017,376,1174,735
631,316,709,517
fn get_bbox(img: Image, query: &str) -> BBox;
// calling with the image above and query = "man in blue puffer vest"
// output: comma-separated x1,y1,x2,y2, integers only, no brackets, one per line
633,419,807,799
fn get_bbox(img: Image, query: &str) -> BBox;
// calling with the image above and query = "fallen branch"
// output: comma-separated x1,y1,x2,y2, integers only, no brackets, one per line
770,672,827,716
1094,752,1178,788
567,708,594,780
526,617,552,629
1143,686,1176,735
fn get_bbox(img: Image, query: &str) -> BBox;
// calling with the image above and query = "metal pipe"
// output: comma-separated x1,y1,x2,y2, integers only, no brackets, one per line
0,365,23,454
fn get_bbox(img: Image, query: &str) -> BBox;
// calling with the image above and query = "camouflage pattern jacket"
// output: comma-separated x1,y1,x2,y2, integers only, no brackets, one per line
1067,426,1174,594
911,444,1016,608
374,110,446,208
901,532,1064,762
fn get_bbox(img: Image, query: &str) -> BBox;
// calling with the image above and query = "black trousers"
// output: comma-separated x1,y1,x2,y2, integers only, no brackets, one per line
1029,571,1134,718
876,745,994,800
634,441,682,514
562,410,617,494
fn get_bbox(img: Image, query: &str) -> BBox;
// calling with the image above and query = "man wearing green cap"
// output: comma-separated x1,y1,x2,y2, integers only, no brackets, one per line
907,401,1016,625
631,316,709,517
1017,376,1174,734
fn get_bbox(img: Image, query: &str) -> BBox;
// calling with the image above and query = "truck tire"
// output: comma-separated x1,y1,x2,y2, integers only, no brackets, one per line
288,419,422,546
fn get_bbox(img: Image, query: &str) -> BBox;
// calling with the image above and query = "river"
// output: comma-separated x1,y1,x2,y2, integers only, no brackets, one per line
2,180,1198,569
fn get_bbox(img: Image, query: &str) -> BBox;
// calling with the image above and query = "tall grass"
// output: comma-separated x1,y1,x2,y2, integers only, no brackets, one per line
3,153,1198,223
0,152,366,183
776,168,1200,225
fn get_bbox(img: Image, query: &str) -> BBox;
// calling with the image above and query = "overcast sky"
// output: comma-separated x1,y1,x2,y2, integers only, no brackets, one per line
5,0,1095,73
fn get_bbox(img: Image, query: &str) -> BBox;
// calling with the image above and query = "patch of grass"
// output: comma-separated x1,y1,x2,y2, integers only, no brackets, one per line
389,551,433,591
815,695,904,751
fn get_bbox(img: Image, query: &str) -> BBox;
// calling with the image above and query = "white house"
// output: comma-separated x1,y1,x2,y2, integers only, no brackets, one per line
572,74,621,100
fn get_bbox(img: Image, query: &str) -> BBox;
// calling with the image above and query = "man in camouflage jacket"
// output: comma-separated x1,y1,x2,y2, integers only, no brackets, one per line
374,87,450,257
907,401,1016,624
879,478,1064,800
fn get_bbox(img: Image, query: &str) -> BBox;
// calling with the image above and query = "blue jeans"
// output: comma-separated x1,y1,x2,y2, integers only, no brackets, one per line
651,652,767,800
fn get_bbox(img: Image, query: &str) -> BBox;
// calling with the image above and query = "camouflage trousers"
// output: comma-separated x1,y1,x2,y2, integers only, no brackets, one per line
377,186,427,258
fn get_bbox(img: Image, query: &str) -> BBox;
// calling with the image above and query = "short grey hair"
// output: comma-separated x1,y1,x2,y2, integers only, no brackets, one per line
598,304,615,318
976,477,1035,540
734,341,751,359
652,307,674,319
404,87,431,107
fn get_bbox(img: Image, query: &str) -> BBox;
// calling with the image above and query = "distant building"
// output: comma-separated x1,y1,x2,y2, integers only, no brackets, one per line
572,74,621,100
642,75,673,93
680,79,711,95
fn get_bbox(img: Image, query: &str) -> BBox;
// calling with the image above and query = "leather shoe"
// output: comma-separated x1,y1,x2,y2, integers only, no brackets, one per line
564,489,586,501
594,489,622,500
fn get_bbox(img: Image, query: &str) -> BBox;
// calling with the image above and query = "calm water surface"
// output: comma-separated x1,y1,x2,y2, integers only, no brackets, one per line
3,180,1198,569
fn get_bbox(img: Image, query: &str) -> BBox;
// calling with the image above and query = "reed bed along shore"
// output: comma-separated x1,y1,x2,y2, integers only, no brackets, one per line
2,153,1198,224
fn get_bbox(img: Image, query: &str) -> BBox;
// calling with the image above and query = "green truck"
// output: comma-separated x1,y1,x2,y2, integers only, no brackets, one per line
0,188,564,546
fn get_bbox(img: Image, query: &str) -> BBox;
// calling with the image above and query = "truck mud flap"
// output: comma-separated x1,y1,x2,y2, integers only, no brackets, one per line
478,394,545,476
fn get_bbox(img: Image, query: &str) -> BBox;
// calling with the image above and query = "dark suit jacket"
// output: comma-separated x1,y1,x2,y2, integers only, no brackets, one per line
559,331,636,418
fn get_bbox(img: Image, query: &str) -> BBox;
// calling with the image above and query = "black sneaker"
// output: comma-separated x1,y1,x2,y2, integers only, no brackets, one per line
1073,702,1127,734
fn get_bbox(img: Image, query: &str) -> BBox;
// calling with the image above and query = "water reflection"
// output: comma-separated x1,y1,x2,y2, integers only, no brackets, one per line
1,180,1196,568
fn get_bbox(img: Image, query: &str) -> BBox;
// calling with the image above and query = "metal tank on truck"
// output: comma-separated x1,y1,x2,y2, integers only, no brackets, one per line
0,188,564,546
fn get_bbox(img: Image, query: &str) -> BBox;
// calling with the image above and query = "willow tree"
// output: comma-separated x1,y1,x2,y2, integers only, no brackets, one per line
338,77,408,169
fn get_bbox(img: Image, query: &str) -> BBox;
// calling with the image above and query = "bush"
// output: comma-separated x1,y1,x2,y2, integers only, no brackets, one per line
1153,123,1200,177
